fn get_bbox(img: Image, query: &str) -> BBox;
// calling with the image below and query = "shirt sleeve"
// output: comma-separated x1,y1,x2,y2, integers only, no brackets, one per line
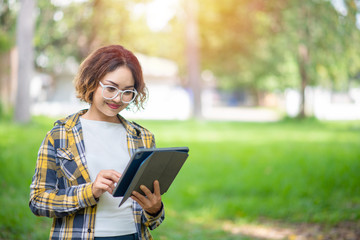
142,203,165,230
29,131,98,218
133,200,165,233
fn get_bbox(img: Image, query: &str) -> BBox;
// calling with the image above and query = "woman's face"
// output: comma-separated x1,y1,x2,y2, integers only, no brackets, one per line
87,66,135,122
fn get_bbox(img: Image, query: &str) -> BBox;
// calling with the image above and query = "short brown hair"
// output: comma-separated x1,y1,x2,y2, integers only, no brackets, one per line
74,45,147,110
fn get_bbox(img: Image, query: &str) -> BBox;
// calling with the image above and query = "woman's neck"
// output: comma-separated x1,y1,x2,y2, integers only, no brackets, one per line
81,109,120,123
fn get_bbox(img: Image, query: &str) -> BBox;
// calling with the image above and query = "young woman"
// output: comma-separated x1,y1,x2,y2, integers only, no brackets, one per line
29,45,164,240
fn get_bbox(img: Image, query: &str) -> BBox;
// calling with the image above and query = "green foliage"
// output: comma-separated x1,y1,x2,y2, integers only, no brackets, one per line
1,117,359,239
34,0,94,71
3,0,360,101
33,0,184,74
198,0,360,95
0,0,17,53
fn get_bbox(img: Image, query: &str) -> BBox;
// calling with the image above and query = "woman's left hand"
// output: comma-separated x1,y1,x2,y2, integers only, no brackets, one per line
131,180,162,215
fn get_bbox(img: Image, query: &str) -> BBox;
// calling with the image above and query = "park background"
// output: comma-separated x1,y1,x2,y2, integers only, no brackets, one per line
1,0,360,239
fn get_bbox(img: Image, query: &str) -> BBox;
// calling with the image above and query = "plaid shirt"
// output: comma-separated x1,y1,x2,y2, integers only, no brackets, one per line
29,110,164,240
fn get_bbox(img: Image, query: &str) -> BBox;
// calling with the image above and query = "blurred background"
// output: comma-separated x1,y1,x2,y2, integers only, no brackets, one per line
1,0,360,239
2,0,360,122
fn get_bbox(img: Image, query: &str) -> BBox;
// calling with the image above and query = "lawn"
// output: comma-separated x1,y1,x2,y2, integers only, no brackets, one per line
0,116,359,239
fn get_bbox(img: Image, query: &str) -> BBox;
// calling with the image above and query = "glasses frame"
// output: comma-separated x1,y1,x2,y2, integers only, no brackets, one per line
99,82,138,103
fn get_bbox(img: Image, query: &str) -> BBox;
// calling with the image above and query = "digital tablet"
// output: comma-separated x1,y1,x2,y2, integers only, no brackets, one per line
112,147,189,206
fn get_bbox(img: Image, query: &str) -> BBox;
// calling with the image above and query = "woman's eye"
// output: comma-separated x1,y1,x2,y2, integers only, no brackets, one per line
107,87,117,92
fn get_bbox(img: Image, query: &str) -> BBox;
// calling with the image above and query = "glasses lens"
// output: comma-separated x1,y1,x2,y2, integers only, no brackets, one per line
102,86,118,99
121,90,137,103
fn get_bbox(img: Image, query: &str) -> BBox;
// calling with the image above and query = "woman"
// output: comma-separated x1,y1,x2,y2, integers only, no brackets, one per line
29,45,164,240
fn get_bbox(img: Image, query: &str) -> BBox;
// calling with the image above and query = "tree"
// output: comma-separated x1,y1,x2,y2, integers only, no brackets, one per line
14,0,36,123
184,0,202,118
198,0,284,105
34,0,183,73
266,0,360,117
3,0,187,119
0,0,17,115
197,0,360,117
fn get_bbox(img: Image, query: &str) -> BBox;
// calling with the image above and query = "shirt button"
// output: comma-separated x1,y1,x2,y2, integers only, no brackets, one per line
88,229,91,233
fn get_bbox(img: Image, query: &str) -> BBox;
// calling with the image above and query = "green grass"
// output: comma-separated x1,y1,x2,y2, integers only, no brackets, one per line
0,117,53,239
0,116,359,239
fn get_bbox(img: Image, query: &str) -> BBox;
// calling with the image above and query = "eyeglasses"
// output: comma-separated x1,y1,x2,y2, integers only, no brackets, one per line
99,82,138,103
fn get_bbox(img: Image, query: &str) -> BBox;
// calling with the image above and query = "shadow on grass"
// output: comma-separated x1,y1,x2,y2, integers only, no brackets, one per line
152,211,261,240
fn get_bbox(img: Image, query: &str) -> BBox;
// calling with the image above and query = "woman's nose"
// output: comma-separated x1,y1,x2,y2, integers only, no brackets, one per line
113,92,123,103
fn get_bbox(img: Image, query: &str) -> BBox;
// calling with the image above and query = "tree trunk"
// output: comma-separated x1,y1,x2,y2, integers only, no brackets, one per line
0,52,11,114
14,0,35,123
185,0,202,119
297,44,309,119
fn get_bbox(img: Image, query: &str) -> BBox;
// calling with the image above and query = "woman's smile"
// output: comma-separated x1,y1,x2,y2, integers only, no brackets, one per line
106,102,122,109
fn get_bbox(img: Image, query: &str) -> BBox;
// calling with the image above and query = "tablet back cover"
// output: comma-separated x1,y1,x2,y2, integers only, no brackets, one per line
115,148,189,206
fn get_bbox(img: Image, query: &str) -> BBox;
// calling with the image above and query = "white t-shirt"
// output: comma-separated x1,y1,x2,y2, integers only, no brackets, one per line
80,117,137,237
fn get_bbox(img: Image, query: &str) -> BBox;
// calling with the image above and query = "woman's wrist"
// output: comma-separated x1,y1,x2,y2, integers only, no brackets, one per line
145,202,163,216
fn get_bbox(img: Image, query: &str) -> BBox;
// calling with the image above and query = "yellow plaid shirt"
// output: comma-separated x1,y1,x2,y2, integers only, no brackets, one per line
29,110,164,240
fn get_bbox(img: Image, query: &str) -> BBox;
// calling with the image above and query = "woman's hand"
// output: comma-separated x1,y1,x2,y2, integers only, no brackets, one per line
92,170,121,199
131,180,162,215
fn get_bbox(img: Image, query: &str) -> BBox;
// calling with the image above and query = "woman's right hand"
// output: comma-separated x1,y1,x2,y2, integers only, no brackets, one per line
92,170,121,199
